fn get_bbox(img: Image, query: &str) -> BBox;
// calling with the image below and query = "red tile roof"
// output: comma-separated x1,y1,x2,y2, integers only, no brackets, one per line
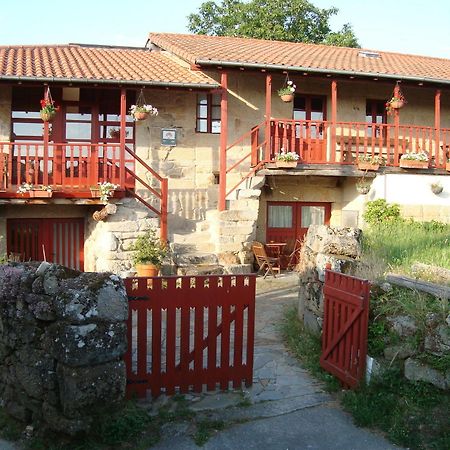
0,44,218,87
150,33,450,85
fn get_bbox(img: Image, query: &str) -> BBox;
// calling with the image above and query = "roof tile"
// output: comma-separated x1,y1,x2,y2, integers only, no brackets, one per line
150,33,450,83
0,44,218,87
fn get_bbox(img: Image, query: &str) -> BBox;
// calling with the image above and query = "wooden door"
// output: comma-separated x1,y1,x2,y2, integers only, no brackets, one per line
294,96,327,162
7,218,84,270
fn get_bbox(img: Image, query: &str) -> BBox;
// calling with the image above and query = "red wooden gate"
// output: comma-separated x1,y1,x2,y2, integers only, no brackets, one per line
124,274,256,398
7,218,84,271
320,269,370,388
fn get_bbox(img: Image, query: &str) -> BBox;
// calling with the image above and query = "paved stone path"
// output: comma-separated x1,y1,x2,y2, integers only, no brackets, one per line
151,273,402,449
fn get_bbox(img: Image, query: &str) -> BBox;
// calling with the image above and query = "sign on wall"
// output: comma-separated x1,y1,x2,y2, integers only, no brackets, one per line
161,128,177,146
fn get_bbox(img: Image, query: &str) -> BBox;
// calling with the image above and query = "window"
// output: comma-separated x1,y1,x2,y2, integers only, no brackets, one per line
268,205,293,228
196,93,221,133
366,100,387,138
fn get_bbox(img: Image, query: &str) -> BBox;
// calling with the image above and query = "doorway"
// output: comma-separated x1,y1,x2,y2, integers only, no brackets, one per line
266,201,331,249
7,218,85,271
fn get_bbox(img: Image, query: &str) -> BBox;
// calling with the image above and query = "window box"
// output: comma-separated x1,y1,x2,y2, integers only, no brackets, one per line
275,161,298,168
29,190,52,198
357,161,380,171
399,160,429,169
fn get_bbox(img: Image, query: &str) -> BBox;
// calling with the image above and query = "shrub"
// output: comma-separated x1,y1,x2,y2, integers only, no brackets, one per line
363,199,401,226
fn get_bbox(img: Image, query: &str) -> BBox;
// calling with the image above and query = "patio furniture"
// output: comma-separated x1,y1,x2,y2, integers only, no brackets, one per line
252,241,281,278
287,239,303,270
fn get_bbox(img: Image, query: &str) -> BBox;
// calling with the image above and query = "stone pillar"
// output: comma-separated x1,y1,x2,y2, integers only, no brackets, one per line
297,225,362,334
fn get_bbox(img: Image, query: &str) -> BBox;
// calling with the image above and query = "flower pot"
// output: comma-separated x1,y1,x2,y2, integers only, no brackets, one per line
431,185,443,195
40,111,55,122
133,111,149,121
357,162,380,171
280,94,294,103
90,188,101,198
445,162,450,172
356,184,371,195
400,160,429,169
275,160,298,168
29,190,52,198
390,99,404,109
135,263,160,277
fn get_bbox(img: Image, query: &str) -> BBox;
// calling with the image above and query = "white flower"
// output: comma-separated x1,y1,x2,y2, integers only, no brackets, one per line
276,151,300,162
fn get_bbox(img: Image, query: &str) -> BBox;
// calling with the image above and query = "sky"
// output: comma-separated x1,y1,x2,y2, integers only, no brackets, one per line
1,0,449,59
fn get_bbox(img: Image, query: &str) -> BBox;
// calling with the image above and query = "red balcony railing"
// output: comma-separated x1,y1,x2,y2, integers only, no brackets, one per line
0,142,135,193
267,119,450,168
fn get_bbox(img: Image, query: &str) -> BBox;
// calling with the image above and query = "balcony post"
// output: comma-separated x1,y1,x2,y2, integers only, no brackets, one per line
119,88,126,187
393,83,400,164
331,80,337,163
264,74,272,161
434,89,441,166
42,86,50,186
218,71,228,211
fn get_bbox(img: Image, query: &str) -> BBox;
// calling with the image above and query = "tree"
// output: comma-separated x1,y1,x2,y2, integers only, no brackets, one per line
187,0,360,48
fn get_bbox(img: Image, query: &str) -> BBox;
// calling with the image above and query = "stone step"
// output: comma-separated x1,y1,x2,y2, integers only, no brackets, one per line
176,252,219,267
177,264,225,276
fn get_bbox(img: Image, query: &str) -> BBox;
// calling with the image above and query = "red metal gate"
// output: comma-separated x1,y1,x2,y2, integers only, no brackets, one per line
124,274,256,398
320,269,370,388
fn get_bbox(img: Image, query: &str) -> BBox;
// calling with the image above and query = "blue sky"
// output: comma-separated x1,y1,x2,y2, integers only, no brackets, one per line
2,0,449,58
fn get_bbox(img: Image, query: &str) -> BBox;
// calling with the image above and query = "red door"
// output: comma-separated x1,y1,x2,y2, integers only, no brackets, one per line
294,96,327,163
266,201,331,255
7,218,84,271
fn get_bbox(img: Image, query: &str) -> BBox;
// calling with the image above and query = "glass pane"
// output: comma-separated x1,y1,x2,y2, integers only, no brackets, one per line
311,98,323,112
66,112,91,121
211,106,221,120
212,93,221,106
13,122,43,137
197,104,208,118
294,97,306,111
293,110,306,120
311,111,323,121
211,120,221,134
301,206,325,228
12,111,40,119
197,119,207,133
197,94,207,105
66,122,92,140
268,205,293,228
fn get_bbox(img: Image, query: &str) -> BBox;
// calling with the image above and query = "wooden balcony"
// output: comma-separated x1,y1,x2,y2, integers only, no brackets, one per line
264,119,450,169
0,142,134,199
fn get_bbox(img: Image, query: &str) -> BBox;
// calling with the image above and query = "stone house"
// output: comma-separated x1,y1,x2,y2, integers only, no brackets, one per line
0,33,449,274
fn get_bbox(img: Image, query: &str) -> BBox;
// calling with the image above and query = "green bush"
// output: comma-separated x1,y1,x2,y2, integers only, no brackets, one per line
363,199,401,225
131,228,167,266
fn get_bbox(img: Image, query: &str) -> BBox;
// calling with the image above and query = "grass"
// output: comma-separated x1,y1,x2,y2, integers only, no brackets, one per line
193,419,226,446
362,220,450,279
281,307,340,392
282,307,450,450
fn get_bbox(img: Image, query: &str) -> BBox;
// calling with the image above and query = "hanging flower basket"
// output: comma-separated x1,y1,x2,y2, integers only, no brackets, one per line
385,84,407,115
40,87,58,122
280,93,294,103
356,179,371,195
40,111,56,122
130,89,158,121
445,161,450,172
390,99,404,109
431,182,443,195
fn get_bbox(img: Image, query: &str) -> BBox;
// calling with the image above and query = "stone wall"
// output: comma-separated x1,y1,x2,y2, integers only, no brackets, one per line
0,262,128,435
297,225,362,333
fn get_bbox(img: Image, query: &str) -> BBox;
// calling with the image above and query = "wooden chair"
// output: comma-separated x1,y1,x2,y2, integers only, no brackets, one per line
251,241,281,278
287,238,303,270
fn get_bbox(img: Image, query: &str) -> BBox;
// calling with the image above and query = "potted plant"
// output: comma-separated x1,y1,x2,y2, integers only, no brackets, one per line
131,228,167,277
277,80,296,103
446,159,450,172
399,151,429,169
129,104,158,121
356,178,372,195
357,155,384,171
430,181,443,195
90,181,119,203
386,92,406,115
17,183,53,198
275,150,299,168
40,97,59,122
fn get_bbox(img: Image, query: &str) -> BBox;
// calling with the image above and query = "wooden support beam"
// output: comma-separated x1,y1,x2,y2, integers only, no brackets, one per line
119,88,126,187
331,80,337,162
218,72,228,212
264,74,272,161
434,89,441,165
